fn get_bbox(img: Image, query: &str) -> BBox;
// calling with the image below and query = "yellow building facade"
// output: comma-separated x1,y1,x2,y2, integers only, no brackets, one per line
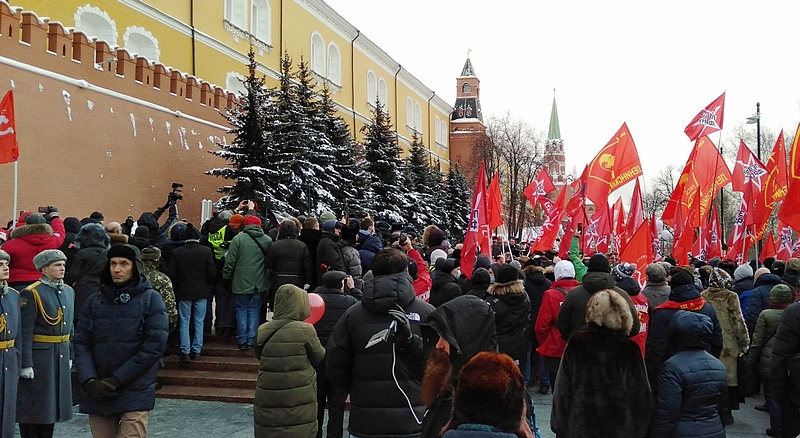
15,0,453,168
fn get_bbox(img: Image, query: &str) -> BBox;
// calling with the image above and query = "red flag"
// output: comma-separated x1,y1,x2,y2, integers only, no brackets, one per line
585,123,643,206
620,221,652,271
460,163,490,279
778,122,800,230
558,208,585,258
523,168,556,208
708,207,722,260
681,137,731,228
726,196,750,264
777,222,794,261
612,197,626,250
672,214,695,266
650,214,663,262
487,174,503,230
585,202,612,254
752,130,790,240
565,165,588,217
531,184,568,252
0,90,20,164
684,92,725,141
760,231,777,262
662,151,695,228
626,179,644,240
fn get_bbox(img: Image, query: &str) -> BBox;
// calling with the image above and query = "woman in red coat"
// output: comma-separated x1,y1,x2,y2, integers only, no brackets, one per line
534,260,580,394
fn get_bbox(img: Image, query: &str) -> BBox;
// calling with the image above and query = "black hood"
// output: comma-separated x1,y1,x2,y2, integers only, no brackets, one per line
75,223,110,250
423,295,497,373
616,276,641,296
361,271,417,314
137,212,159,234
669,310,714,350
100,244,143,286
63,217,82,234
668,283,701,302
582,271,617,293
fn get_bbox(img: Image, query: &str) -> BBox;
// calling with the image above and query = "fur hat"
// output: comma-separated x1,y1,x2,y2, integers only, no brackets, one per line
496,264,520,284
786,258,800,274
669,269,694,288
709,267,733,289
229,214,245,228
340,225,359,245
554,260,576,281
447,352,526,434
0,249,10,263
141,246,161,261
585,289,634,334
33,249,67,271
25,214,47,225
587,253,611,273
734,264,754,281
90,211,104,222
244,215,262,227
613,262,636,281
321,270,346,288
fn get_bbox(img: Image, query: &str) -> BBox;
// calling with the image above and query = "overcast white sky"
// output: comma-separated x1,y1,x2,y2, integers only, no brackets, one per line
324,0,800,196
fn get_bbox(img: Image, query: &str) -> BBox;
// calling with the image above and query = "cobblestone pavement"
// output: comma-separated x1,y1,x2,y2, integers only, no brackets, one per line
50,390,771,437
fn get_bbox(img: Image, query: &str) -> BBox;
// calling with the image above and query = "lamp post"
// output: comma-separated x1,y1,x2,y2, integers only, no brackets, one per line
719,145,725,244
746,102,762,258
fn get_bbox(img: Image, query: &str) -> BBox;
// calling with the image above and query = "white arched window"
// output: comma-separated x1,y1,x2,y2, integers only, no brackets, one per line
367,71,377,106
327,43,340,84
311,33,325,74
226,72,247,97
123,26,160,61
377,78,387,108
441,119,448,148
251,0,270,43
74,5,117,44
406,98,413,128
225,0,248,30
414,103,422,132
435,116,441,144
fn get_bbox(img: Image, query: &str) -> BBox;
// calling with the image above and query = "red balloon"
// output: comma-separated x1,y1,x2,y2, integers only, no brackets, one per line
305,293,325,324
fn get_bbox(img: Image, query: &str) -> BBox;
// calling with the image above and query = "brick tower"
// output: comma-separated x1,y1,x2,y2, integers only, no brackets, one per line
449,54,488,178
543,94,567,187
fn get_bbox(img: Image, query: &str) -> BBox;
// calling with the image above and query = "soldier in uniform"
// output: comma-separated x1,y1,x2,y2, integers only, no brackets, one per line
140,246,178,329
0,249,20,438
17,249,75,438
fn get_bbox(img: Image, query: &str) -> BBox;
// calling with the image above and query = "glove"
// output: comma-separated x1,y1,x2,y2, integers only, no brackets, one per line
46,206,58,214
100,376,121,390
20,367,34,379
387,308,413,343
85,378,118,400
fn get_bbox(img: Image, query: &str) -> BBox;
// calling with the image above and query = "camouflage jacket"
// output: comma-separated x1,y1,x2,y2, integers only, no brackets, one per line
142,260,178,325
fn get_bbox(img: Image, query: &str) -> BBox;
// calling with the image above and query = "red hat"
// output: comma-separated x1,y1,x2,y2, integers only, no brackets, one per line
244,215,262,227
229,214,245,227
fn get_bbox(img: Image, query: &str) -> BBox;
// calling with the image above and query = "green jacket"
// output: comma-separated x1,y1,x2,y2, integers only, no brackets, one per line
223,225,272,294
569,236,588,282
749,308,785,380
253,284,325,438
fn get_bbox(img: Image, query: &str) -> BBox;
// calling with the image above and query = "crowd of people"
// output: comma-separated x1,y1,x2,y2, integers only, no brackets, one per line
0,198,798,438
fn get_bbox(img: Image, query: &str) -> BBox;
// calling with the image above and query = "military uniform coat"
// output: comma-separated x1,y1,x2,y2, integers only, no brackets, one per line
17,280,74,424
0,285,20,438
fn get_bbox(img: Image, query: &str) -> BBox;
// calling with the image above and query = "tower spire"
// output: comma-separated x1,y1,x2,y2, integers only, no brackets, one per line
548,94,561,140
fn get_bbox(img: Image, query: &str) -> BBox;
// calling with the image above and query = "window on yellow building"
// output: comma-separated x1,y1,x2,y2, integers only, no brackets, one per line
367,71,377,106
251,0,270,44
406,98,413,129
435,116,441,144
414,103,422,133
74,5,117,45
123,26,160,62
327,43,340,85
378,78,387,109
441,120,448,148
225,0,248,30
311,33,325,74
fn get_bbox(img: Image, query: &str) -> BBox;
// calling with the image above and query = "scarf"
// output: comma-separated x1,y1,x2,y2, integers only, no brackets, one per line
39,276,64,290
656,296,706,311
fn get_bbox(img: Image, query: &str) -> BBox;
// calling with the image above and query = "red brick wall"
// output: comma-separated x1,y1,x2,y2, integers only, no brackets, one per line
0,5,238,225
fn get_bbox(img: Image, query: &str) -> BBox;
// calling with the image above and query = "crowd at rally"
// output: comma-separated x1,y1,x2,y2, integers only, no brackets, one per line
0,196,799,438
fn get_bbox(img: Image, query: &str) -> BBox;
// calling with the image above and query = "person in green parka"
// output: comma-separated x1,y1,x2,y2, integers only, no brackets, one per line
253,284,325,438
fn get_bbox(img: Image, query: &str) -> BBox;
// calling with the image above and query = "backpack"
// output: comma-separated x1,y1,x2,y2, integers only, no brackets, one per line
88,288,154,337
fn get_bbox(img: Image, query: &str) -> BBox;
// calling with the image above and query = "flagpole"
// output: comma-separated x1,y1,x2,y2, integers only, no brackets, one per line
11,160,18,231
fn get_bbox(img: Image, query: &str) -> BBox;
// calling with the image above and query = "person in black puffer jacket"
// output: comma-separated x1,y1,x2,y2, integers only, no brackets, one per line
430,258,462,308
769,299,800,438
466,268,491,299
484,264,531,364
312,271,358,438
73,245,168,432
651,311,727,438
326,248,434,438
645,269,723,389
136,200,178,248
65,223,110,323
521,260,550,386
59,216,82,271
267,220,314,307
745,272,783,336
459,254,492,295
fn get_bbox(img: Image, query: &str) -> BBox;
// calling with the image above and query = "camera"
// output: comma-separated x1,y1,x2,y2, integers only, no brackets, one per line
168,182,184,202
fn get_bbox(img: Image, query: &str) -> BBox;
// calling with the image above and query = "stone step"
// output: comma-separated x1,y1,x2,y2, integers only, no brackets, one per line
197,342,250,358
162,354,259,373
156,384,254,404
157,369,256,390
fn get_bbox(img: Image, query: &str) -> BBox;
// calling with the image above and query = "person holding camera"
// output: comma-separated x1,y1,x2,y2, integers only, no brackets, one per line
4,208,66,291
135,186,180,248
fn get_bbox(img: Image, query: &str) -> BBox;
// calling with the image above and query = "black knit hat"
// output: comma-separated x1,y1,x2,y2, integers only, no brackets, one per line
587,253,611,273
496,264,519,284
669,269,694,288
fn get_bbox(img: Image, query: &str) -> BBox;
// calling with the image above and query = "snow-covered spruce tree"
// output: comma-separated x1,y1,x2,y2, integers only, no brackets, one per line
445,162,471,242
360,100,409,223
429,159,448,229
290,56,344,215
207,46,292,212
404,131,437,229
317,83,362,213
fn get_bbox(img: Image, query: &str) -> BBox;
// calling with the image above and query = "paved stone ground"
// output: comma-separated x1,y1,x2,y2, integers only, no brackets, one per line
50,390,772,437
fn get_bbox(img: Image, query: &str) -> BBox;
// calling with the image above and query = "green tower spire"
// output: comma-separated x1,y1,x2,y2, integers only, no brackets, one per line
548,94,561,141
